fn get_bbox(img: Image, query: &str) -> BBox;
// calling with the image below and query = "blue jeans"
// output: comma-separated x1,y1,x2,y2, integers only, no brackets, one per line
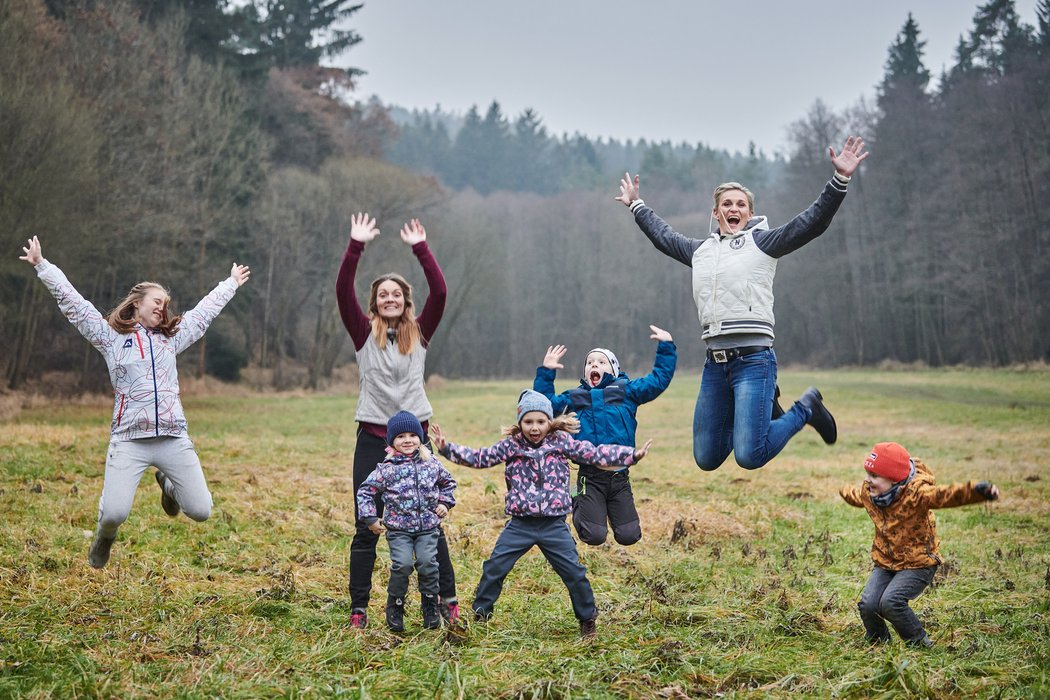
693,348,808,470
858,566,937,645
473,516,596,622
386,528,440,601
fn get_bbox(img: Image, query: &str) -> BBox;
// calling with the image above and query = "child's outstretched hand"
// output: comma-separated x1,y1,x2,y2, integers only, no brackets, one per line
400,218,426,245
230,263,251,287
975,481,1000,500
616,172,640,206
543,344,567,370
367,520,384,535
349,212,380,243
435,504,449,518
649,325,672,342
633,439,653,461
18,236,43,265
429,423,448,452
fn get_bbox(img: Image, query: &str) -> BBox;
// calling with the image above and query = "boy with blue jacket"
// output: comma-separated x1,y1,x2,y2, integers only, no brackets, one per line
534,325,676,546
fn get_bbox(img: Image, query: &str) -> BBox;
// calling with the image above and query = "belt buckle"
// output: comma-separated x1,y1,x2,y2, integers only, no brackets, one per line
712,350,728,363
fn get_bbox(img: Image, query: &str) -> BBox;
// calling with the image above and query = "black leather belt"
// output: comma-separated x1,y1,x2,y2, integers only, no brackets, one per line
706,346,769,363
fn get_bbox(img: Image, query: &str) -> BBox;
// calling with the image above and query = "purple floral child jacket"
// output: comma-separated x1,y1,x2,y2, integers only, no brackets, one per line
357,452,457,532
441,432,637,518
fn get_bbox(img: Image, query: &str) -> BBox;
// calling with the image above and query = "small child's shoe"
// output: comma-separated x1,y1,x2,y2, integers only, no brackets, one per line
349,608,368,629
386,596,405,632
422,594,441,629
439,597,461,625
579,616,597,638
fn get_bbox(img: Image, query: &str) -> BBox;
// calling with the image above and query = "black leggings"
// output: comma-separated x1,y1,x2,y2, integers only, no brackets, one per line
348,427,457,609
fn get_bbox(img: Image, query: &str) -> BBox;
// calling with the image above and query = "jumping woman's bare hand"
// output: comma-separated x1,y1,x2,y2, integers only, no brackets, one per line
349,212,380,243
649,325,672,342
429,423,447,452
829,136,870,178
615,172,641,206
18,236,42,265
400,219,426,245
633,439,653,461
230,263,251,287
543,344,567,370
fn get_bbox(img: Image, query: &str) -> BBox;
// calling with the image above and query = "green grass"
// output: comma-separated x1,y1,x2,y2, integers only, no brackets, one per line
2,368,1049,698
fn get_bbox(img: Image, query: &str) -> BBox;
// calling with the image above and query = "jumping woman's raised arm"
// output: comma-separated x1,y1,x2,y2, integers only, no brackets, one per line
20,236,115,352
335,212,380,351
401,219,447,346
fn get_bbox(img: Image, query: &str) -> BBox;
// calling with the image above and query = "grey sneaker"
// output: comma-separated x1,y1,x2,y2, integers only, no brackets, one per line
156,470,180,517
88,534,115,569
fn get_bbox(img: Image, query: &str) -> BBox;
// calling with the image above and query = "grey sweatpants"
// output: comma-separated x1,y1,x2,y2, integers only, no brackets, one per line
97,436,212,537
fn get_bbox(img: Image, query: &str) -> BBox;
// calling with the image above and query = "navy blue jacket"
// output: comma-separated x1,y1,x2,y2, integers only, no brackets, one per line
533,340,676,463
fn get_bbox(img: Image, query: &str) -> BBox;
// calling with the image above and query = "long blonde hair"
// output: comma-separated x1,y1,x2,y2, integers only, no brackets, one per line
368,273,422,354
501,412,581,438
107,282,181,337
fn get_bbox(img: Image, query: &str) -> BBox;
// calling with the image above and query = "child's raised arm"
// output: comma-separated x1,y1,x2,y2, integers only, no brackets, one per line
626,325,677,404
534,345,572,415
438,434,516,470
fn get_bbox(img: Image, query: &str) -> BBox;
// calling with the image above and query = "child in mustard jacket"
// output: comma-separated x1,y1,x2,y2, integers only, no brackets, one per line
839,442,1000,647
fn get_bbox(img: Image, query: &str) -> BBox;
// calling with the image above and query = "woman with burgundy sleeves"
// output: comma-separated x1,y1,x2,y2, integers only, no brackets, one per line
335,212,458,628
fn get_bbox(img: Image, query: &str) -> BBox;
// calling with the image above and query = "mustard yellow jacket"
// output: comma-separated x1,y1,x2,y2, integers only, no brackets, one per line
840,460,987,571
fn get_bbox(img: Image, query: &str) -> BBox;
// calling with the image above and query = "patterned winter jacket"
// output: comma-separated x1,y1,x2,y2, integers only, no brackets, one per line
839,460,990,571
357,451,457,532
441,432,637,518
35,260,238,441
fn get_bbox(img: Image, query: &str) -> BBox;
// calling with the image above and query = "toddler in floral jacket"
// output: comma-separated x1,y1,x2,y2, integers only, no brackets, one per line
357,411,457,632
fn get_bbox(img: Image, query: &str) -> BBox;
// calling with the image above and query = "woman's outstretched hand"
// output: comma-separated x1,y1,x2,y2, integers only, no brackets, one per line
543,344,567,370
230,263,251,287
430,423,447,452
400,218,427,245
18,236,43,265
634,439,653,461
615,172,641,206
349,212,380,243
829,136,869,178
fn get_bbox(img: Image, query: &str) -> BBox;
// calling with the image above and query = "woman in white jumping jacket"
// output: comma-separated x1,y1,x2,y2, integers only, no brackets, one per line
19,236,250,568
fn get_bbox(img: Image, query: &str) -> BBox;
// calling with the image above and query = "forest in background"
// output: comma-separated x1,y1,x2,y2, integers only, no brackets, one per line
2,0,1048,391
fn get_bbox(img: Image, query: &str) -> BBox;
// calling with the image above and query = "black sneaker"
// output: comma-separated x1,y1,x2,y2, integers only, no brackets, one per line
771,385,785,420
422,594,441,629
155,470,180,517
579,616,597,638
88,534,115,569
799,387,837,444
386,596,405,632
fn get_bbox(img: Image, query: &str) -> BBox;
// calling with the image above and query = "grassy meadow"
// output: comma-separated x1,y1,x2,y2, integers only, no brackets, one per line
1,368,1049,698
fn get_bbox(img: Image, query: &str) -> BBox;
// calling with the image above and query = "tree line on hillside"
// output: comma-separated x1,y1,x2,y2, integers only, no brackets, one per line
2,0,1048,395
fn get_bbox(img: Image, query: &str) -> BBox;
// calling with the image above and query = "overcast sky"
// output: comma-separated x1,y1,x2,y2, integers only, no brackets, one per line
339,1,1040,156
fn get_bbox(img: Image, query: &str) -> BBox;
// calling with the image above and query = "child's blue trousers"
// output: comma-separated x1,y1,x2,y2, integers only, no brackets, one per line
473,515,596,621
